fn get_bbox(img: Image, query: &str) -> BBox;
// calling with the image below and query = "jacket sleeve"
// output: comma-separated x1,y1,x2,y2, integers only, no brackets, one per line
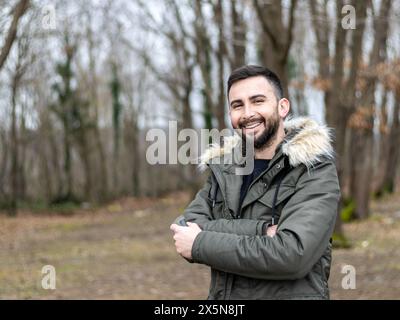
191,160,341,280
182,174,266,236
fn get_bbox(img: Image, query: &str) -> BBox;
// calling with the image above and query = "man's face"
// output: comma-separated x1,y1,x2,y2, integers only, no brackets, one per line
228,76,282,150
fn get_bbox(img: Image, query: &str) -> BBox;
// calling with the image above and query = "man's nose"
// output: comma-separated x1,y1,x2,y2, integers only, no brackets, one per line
242,103,255,119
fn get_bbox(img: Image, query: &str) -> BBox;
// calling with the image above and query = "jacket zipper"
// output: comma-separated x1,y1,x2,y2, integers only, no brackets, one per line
238,157,285,218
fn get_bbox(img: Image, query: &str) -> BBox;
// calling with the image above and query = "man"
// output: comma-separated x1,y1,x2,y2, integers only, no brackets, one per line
170,65,341,299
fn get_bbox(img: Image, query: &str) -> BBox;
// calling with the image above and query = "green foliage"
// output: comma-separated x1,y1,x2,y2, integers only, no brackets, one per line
341,197,355,222
0,200,12,211
373,183,394,200
50,193,81,206
0,198,81,216
49,202,81,215
48,194,82,215
332,232,351,249
13,200,48,211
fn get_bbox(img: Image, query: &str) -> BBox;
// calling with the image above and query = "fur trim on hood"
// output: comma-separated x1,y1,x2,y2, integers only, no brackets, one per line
199,116,335,171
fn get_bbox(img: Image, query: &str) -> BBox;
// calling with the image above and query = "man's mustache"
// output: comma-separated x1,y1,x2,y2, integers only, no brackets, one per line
238,117,265,129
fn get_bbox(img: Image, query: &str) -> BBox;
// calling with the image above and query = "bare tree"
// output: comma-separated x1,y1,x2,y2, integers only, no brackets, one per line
308,0,368,243
230,0,247,69
85,7,110,202
348,0,393,218
0,0,29,71
212,0,229,131
8,33,30,216
375,60,400,196
192,0,216,130
253,0,298,97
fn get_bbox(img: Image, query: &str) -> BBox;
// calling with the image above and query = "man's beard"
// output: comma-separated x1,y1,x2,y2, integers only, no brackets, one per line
239,109,280,152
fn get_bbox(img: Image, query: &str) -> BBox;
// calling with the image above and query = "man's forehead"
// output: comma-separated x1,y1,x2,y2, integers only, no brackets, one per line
228,76,275,100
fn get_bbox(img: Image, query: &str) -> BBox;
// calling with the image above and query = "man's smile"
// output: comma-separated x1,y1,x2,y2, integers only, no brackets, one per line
240,119,265,134
243,121,262,129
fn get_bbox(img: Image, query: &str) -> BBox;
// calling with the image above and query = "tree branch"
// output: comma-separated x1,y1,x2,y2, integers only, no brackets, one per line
0,0,30,71
252,0,280,50
282,0,298,63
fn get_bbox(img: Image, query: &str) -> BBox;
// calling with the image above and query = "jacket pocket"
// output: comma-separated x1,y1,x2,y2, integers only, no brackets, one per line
256,185,296,221
258,185,296,208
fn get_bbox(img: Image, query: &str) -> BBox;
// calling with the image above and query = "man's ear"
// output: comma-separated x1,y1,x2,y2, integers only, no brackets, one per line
278,98,290,118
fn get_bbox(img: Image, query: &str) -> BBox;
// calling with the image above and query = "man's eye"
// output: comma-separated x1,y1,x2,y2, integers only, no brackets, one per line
255,100,264,104
232,104,242,109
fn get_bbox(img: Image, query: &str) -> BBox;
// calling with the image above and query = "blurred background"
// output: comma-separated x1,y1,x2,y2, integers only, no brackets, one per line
0,0,399,299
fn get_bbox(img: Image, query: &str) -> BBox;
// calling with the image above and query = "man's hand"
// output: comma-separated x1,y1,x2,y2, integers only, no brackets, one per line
170,222,202,260
265,224,278,237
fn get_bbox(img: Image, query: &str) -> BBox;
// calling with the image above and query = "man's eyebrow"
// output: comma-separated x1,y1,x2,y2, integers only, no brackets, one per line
230,99,243,106
230,94,267,106
249,94,267,100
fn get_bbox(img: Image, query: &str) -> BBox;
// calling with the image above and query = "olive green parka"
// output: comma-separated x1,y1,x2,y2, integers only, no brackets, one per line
180,117,341,300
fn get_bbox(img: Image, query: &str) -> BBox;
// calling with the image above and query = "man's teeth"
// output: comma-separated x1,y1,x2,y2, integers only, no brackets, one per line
244,122,262,129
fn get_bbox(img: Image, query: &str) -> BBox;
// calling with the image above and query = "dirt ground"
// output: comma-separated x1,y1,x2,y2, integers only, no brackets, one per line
0,191,399,299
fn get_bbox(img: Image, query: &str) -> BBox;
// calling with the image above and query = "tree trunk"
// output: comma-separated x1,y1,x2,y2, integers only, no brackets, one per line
382,90,400,193
0,129,9,198
77,132,92,201
132,119,141,197
323,0,348,237
9,73,20,216
18,105,27,201
349,128,374,219
39,124,53,202
328,0,367,225
193,0,215,131
213,0,227,131
231,0,246,69
309,0,368,237
87,18,109,202
62,116,73,199
47,119,63,199
0,0,29,71
111,62,122,194
93,125,109,201
348,0,391,218
254,0,297,98
374,90,389,196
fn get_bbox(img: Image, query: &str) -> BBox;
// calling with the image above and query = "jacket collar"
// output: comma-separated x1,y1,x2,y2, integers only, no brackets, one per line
199,116,335,171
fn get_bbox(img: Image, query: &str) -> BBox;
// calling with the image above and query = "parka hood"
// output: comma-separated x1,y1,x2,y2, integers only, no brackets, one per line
199,116,335,170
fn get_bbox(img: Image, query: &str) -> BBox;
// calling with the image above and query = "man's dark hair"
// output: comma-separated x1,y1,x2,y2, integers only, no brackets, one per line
227,65,284,101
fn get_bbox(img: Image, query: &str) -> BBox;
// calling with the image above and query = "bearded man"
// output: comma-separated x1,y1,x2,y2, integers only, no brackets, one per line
170,65,341,300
